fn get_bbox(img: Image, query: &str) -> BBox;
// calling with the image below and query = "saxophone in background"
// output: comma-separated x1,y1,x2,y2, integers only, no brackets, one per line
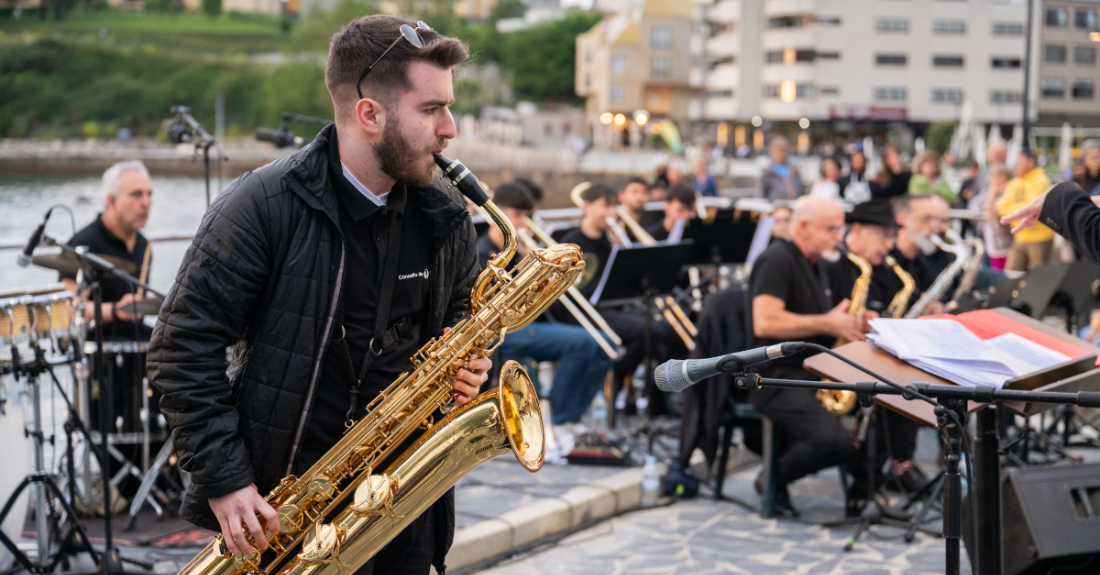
174,154,585,575
818,247,872,416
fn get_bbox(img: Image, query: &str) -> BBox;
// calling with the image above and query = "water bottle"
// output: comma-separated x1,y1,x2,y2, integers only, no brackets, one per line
641,456,661,507
590,392,608,431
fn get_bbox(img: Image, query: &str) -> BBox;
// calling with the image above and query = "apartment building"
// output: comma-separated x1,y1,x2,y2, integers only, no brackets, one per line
696,0,1035,127
575,0,706,128
1036,1,1100,126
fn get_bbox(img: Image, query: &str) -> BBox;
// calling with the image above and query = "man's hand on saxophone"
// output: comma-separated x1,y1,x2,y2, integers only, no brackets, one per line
445,327,491,405
209,483,279,555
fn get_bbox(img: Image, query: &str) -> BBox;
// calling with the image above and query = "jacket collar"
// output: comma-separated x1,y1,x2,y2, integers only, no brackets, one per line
282,124,469,246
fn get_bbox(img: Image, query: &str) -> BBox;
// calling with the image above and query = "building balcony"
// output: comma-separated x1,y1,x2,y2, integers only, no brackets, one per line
705,33,739,58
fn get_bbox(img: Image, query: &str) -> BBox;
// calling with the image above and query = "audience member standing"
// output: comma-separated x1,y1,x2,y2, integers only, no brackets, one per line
981,165,1015,272
870,147,911,200
760,136,806,201
809,157,842,201
1075,139,1100,195
965,142,1009,237
908,151,958,204
837,149,872,204
997,150,1054,275
958,160,981,207
692,157,719,197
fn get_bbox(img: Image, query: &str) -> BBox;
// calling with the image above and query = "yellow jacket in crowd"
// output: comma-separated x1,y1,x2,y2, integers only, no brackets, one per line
997,167,1055,243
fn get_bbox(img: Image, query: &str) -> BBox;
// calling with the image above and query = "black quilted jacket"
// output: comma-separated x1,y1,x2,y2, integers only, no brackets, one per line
148,124,478,530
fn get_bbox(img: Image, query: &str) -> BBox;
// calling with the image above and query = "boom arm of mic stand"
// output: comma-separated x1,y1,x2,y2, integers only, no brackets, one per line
44,236,165,299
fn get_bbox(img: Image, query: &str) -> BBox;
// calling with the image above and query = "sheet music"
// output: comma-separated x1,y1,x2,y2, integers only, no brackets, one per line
745,216,775,266
588,244,622,305
986,332,1071,377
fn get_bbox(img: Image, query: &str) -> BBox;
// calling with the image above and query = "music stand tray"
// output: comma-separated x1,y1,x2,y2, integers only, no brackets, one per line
590,242,696,307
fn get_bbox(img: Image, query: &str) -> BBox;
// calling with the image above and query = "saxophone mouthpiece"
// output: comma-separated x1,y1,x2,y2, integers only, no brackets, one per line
434,153,490,206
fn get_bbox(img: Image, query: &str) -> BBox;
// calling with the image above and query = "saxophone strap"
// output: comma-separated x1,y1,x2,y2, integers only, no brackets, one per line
345,206,406,428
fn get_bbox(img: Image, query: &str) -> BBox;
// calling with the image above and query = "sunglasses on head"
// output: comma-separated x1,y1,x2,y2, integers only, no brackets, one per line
356,21,432,100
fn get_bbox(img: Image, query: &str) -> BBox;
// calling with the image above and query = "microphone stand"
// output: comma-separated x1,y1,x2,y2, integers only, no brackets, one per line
733,373,1100,575
170,106,229,208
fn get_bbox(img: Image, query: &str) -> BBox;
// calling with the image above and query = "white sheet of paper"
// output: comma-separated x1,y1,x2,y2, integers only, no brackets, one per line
986,332,1072,377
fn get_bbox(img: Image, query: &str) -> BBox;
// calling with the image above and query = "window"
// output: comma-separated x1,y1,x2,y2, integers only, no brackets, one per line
585,74,591,88
1041,78,1066,98
931,88,964,104
651,26,671,49
585,49,592,63
876,53,908,66
874,87,907,101
1073,80,1095,99
818,15,841,26
991,57,1022,69
651,57,671,78
876,17,909,33
766,48,815,64
1046,7,1068,27
992,22,1024,36
816,51,841,60
611,55,626,75
611,85,625,103
796,84,814,99
1075,46,1096,65
763,85,780,98
1076,9,1097,29
990,90,1021,104
705,90,734,98
819,85,840,96
933,20,966,34
1045,44,1068,63
768,15,816,29
933,55,965,68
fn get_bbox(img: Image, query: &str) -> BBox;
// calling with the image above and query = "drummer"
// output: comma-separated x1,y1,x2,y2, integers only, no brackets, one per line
59,160,153,341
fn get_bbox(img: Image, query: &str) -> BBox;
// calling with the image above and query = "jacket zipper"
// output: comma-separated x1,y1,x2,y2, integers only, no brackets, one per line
287,241,345,474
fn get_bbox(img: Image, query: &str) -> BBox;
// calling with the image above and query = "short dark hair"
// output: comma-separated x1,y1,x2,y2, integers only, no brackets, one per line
326,15,469,118
1018,149,1038,164
891,193,932,215
624,176,649,189
511,178,543,204
491,182,535,212
666,182,697,210
581,183,619,204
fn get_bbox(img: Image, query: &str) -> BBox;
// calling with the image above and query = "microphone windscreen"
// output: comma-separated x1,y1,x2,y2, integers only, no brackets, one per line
655,360,689,392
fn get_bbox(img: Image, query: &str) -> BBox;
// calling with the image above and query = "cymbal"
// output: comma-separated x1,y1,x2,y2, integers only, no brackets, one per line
31,252,138,276
117,296,164,316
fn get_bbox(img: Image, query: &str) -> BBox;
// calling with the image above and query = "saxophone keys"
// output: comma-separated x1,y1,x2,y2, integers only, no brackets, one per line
349,474,395,517
305,475,336,501
297,523,343,566
277,503,304,534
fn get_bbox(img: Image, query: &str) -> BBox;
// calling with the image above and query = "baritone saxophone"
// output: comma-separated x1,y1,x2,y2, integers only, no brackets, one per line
174,154,585,575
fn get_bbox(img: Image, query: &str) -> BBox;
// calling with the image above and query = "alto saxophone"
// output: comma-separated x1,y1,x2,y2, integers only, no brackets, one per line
818,247,872,416
883,255,916,319
175,154,585,575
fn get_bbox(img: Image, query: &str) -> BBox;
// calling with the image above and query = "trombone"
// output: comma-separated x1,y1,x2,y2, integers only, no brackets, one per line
472,202,623,361
568,181,697,351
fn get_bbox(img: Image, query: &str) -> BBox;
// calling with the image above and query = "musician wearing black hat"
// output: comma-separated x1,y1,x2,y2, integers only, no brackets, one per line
819,200,928,513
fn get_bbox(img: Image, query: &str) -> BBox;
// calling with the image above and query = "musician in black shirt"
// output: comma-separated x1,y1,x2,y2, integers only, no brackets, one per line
645,183,696,242
748,196,862,518
889,194,946,314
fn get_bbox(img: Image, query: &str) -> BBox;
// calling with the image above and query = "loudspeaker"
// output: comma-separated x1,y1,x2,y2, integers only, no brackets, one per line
1000,463,1100,575
992,261,1100,320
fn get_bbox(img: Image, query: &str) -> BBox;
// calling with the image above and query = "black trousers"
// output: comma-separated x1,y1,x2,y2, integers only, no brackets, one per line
749,372,857,488
600,307,688,415
353,503,436,575
850,406,923,491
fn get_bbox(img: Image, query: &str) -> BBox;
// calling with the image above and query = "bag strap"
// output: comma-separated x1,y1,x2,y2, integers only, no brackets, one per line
345,206,404,427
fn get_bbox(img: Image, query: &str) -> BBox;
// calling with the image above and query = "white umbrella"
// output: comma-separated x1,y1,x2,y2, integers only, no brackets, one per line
1008,124,1023,168
974,124,988,168
1059,122,1073,170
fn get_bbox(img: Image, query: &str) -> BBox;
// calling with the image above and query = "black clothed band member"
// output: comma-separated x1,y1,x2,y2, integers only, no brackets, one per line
747,238,856,489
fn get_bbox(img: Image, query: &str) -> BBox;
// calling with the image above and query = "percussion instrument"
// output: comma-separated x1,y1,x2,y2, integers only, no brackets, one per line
0,287,74,346
30,252,137,276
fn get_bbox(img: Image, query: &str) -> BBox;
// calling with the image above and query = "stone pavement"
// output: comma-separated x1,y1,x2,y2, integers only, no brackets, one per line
471,464,972,575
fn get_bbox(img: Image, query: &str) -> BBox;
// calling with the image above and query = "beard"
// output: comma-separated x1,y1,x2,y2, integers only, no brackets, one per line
914,233,939,256
373,115,447,188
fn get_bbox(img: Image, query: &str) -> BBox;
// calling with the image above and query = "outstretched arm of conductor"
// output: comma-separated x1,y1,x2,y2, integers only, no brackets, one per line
1001,182,1100,264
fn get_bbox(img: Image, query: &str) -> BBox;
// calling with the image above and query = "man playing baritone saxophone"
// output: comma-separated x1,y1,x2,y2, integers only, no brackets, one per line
148,16,489,575
747,196,861,518
817,200,928,515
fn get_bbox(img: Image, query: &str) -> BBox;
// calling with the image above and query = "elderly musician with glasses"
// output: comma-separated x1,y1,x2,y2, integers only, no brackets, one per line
148,16,487,575
746,196,862,518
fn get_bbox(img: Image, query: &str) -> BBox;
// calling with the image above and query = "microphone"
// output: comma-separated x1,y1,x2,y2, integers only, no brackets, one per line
654,342,807,392
255,126,297,148
17,208,53,267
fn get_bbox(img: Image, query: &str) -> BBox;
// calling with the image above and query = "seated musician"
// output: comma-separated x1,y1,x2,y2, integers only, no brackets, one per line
889,194,945,314
748,195,860,518
59,160,154,434
476,183,614,441
618,176,657,235
560,184,686,414
645,183,697,242
59,160,154,341
817,200,927,512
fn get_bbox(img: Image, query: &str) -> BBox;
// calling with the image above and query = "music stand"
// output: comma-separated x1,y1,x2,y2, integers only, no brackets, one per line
592,243,695,422
682,210,758,265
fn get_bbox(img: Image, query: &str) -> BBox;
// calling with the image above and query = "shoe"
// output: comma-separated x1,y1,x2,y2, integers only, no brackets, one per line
772,488,800,519
754,471,765,495
845,496,866,518
886,462,929,494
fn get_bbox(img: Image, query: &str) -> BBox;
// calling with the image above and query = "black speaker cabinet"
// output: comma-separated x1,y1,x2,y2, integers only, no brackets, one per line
994,261,1100,320
1002,463,1100,575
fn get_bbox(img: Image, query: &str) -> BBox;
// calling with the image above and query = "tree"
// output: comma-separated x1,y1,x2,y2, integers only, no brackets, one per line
501,10,599,103
202,0,222,18
926,120,957,155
